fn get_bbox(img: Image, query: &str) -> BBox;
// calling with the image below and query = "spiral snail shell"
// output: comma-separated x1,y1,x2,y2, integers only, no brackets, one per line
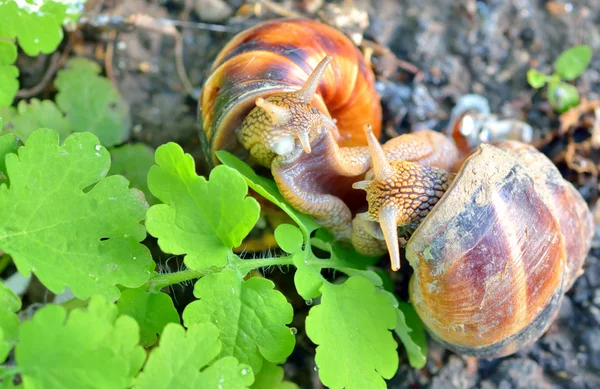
199,18,381,167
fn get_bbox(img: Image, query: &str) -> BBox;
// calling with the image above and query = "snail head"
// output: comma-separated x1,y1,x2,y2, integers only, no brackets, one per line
238,55,338,166
353,125,454,271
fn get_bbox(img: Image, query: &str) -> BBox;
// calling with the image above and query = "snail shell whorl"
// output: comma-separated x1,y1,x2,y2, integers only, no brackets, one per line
200,18,381,165
406,144,576,358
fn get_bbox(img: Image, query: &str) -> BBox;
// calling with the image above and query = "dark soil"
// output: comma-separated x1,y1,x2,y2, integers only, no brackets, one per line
15,0,600,387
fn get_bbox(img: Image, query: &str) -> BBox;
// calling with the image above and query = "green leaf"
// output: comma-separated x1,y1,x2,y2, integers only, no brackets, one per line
147,143,260,270
305,277,399,389
0,65,18,108
116,288,180,347
183,269,295,373
4,99,71,142
108,143,158,205
16,296,145,389
251,361,298,389
526,68,548,89
313,228,381,270
55,58,131,147
0,281,20,361
548,80,581,113
216,150,320,235
0,128,154,300
274,224,323,300
554,45,593,81
0,133,19,186
0,41,16,65
395,302,427,369
133,322,254,389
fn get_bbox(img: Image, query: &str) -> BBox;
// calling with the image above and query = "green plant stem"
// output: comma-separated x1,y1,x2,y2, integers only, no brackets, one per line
147,254,329,292
0,254,12,275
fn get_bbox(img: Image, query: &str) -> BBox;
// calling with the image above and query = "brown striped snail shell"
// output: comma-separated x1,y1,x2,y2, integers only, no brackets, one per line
199,18,382,168
356,130,593,358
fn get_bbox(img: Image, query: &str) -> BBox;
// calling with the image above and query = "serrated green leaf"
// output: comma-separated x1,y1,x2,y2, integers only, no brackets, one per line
108,143,158,205
133,322,254,389
395,302,427,369
116,288,180,347
0,281,20,362
16,296,145,389
0,133,19,186
526,68,548,89
183,269,295,373
147,143,260,270
5,99,71,142
0,128,154,300
0,65,18,108
305,277,399,389
55,58,131,147
251,361,298,389
216,150,320,236
274,223,323,300
548,81,580,113
554,45,592,81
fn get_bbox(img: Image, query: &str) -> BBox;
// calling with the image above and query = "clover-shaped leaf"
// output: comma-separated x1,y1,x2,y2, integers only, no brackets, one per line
16,296,145,389
134,323,254,389
3,99,71,141
0,128,154,300
55,58,131,147
183,269,295,374
305,277,399,389
116,288,180,347
147,143,260,270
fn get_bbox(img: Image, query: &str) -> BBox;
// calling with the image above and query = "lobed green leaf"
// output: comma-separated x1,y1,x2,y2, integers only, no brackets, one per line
0,133,19,186
16,296,145,389
251,361,298,389
305,277,399,389
274,224,323,300
108,143,158,205
147,143,260,270
554,45,593,81
133,322,254,389
0,128,154,301
3,99,71,142
0,281,20,362
55,58,131,147
395,302,428,369
183,269,295,374
116,288,180,347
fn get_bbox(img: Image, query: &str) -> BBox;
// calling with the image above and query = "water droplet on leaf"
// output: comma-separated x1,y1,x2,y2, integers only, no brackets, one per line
240,368,249,376
314,366,319,372
95,145,102,151
290,327,298,335
305,299,314,306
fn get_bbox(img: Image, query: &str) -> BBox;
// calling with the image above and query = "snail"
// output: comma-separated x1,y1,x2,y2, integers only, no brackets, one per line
199,18,594,359
353,126,594,358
